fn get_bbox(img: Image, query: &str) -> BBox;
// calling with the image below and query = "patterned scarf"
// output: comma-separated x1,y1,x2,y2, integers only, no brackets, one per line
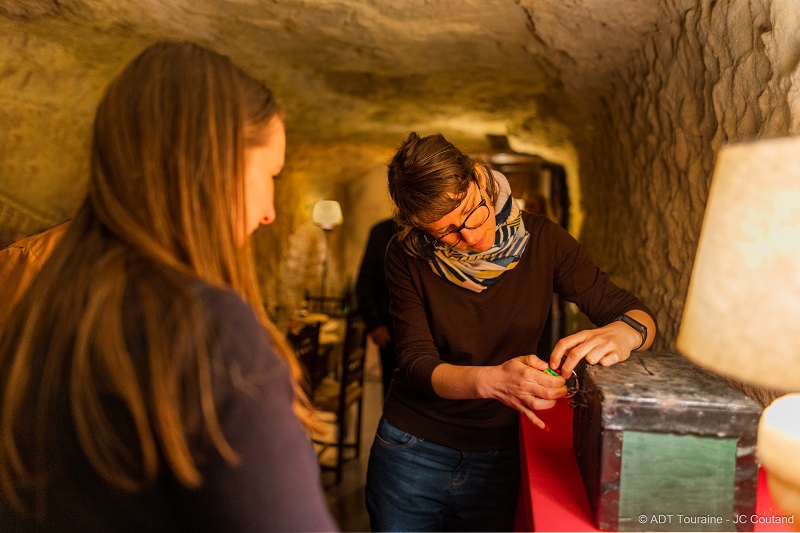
428,170,530,292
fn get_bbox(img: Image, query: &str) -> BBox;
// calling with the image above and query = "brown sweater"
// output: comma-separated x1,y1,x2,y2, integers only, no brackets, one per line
0,222,68,330
383,212,654,451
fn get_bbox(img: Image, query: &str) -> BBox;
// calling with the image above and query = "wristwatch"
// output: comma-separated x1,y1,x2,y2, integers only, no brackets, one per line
614,314,647,351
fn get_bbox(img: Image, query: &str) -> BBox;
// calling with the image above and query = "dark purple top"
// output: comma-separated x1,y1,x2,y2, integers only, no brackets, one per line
2,281,337,532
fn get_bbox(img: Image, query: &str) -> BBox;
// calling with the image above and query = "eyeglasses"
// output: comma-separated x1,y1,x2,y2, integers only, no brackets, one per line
432,180,491,247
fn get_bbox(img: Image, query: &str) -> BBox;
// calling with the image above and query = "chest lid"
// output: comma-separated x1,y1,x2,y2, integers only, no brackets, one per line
579,351,762,437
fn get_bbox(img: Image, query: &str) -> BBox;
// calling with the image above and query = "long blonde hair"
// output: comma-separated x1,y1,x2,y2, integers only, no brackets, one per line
0,41,310,513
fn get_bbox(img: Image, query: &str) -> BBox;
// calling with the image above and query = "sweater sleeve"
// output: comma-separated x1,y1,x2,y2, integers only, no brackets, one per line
384,241,443,397
176,288,338,532
549,222,655,328
0,246,44,329
0,223,68,330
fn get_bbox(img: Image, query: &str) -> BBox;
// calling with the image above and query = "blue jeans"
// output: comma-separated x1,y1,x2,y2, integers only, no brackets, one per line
365,418,520,532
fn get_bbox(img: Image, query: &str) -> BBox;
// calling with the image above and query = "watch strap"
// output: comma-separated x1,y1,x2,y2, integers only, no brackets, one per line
614,314,647,351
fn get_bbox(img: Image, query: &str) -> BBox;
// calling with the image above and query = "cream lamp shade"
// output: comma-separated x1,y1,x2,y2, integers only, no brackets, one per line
311,200,343,230
677,135,800,529
677,135,800,391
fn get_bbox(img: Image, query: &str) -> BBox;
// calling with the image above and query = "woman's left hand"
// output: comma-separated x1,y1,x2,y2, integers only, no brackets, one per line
548,315,650,378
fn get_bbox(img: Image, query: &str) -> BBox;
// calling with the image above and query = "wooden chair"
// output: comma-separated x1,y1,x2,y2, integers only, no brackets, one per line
312,309,368,484
304,292,349,318
286,321,323,394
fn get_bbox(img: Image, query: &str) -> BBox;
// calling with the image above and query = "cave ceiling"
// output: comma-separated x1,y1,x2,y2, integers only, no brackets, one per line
1,0,692,183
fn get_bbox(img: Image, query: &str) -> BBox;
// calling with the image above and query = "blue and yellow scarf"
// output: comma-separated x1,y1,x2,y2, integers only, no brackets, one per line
429,170,529,292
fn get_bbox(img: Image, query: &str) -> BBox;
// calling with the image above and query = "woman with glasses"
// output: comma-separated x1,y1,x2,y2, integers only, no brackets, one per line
365,132,657,531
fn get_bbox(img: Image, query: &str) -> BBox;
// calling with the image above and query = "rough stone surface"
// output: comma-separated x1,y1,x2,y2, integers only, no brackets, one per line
578,0,800,358
1,0,799,388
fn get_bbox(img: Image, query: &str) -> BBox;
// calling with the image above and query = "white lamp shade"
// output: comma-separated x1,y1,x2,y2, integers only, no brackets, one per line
677,136,800,392
311,200,343,230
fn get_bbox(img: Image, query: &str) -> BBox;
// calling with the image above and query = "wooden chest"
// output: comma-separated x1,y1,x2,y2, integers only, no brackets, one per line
572,352,762,532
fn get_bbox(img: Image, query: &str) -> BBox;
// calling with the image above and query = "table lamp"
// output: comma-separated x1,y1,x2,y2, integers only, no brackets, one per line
311,200,343,231
311,200,343,298
677,135,800,529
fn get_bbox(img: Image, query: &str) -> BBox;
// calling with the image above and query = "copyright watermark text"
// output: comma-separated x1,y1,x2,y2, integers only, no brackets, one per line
637,513,795,526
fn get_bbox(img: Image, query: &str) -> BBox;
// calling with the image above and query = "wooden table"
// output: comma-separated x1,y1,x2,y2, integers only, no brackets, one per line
319,317,344,347
516,400,787,532
294,312,329,325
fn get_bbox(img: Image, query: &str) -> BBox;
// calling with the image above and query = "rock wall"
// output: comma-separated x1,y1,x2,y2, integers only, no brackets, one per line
576,0,800,355
251,141,392,322
2,0,799,369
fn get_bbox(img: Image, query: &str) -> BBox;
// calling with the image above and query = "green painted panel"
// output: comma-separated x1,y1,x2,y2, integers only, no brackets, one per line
617,431,737,532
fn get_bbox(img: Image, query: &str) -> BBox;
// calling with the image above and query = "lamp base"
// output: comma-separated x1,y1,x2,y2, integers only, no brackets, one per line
764,473,800,531
757,393,800,531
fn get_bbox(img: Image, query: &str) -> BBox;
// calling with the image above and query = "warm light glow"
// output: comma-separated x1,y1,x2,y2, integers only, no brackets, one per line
311,200,343,230
677,135,800,529
677,136,800,391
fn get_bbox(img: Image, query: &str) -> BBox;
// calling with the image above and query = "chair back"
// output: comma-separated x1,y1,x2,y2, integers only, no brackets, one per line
286,321,322,393
309,309,368,484
304,293,350,318
337,310,368,408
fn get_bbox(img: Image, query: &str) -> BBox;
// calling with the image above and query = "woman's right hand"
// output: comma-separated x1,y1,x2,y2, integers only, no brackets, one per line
477,356,567,430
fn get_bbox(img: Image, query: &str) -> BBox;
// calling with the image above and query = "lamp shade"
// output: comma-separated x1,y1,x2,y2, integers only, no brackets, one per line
311,200,343,230
677,136,800,392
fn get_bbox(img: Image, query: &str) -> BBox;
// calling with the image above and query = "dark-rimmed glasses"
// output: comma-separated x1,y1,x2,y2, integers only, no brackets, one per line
431,179,491,247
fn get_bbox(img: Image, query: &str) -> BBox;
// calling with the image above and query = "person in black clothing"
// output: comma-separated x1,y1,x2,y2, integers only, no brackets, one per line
356,218,399,397
356,218,397,397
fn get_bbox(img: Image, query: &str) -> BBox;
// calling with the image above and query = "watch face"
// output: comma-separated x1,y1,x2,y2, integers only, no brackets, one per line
621,315,646,333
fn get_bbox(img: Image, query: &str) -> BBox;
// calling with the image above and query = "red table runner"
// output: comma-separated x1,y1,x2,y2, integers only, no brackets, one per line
515,400,787,532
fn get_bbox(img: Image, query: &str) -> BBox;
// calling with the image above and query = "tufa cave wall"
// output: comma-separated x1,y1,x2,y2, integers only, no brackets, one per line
1,1,799,388
575,0,800,353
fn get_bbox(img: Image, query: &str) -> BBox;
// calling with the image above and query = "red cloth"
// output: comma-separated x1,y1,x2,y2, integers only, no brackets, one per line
516,400,785,532
516,400,596,532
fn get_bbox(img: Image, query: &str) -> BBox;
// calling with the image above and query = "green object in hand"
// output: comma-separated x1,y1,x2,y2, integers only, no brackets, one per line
544,366,580,398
